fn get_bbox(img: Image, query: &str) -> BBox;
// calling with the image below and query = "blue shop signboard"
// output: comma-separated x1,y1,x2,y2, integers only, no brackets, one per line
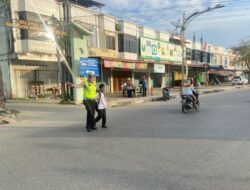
80,57,100,77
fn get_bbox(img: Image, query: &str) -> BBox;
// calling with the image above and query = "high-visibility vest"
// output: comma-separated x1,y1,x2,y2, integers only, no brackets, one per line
83,80,96,99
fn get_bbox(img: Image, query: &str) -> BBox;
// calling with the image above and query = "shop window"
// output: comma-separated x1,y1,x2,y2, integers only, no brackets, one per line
106,35,115,50
151,73,162,88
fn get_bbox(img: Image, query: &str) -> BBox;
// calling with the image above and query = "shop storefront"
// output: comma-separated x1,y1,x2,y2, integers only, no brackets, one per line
102,59,148,92
150,64,165,88
139,36,184,87
208,69,234,83
10,61,59,98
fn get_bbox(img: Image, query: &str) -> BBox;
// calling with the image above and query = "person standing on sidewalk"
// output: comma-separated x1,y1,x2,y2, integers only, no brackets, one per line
95,83,108,128
67,72,97,132
139,76,143,95
126,78,133,98
142,76,148,97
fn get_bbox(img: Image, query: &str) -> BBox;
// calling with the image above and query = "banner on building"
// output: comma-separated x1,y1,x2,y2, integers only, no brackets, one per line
154,64,165,73
89,48,118,58
104,60,147,70
135,63,147,70
5,19,66,36
80,58,100,77
140,37,182,62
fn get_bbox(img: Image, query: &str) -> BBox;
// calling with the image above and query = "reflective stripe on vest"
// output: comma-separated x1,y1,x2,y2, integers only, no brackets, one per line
83,80,96,99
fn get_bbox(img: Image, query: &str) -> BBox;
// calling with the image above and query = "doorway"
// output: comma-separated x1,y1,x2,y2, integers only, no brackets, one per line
112,70,132,92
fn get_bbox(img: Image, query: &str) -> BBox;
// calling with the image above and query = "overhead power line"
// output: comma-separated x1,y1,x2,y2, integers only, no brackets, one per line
106,0,248,13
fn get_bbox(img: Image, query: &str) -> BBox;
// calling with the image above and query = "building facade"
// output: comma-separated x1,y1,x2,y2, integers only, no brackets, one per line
0,0,246,100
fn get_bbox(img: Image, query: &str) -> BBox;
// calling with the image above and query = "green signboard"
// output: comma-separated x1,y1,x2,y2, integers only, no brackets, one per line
140,37,182,63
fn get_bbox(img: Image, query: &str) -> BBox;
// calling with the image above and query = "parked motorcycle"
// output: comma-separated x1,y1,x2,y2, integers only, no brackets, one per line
162,87,170,101
181,95,200,113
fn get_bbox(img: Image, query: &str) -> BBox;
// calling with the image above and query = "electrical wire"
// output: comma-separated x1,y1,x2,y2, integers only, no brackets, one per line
0,3,249,31
0,1,249,45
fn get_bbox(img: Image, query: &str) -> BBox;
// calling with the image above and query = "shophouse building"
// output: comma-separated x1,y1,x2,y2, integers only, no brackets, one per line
0,0,104,100
0,0,62,98
1,0,247,100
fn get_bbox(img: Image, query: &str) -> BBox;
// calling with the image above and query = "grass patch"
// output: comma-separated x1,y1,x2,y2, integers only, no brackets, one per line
9,109,20,114
13,98,29,101
59,99,74,105
37,94,50,99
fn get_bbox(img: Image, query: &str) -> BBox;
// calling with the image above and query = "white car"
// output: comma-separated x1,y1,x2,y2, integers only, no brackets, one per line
232,76,248,85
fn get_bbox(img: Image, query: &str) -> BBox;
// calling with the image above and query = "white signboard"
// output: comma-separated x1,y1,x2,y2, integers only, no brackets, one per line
154,64,165,73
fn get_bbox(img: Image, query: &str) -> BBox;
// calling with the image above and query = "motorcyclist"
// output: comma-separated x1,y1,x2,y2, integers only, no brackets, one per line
181,80,197,106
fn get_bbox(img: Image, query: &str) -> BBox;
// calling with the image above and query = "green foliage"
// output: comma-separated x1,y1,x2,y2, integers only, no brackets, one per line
9,109,20,115
115,23,121,31
14,98,29,101
238,40,250,83
37,94,50,99
2,0,9,7
59,37,66,50
59,99,74,105
238,40,250,70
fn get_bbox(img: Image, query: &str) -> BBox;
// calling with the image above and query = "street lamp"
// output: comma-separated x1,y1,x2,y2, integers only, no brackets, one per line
180,4,225,87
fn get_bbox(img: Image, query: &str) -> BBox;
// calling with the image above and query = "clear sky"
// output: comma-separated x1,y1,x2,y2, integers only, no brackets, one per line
100,0,250,48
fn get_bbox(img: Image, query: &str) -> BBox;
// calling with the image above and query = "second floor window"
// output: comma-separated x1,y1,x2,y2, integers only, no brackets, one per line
18,11,51,41
118,34,138,53
186,48,192,61
106,36,115,50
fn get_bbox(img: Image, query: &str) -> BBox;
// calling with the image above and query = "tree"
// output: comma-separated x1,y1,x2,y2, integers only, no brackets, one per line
2,0,9,7
237,40,250,83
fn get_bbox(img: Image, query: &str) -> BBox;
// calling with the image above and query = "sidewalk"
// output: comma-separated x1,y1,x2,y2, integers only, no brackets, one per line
8,85,250,107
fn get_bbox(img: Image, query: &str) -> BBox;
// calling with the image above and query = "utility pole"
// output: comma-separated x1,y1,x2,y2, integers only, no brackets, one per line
63,0,72,99
2,1,12,99
181,12,186,87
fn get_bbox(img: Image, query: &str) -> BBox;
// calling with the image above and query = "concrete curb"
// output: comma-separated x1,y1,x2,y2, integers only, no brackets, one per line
109,97,153,107
7,99,61,104
108,95,177,107
202,89,225,94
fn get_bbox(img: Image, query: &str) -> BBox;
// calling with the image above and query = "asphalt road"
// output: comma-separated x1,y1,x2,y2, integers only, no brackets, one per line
1,89,250,190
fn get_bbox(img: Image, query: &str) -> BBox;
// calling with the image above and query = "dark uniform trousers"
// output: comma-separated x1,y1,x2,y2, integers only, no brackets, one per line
84,99,96,129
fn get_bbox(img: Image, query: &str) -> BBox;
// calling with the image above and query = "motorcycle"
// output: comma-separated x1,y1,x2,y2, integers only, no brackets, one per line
181,95,200,113
162,87,170,101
